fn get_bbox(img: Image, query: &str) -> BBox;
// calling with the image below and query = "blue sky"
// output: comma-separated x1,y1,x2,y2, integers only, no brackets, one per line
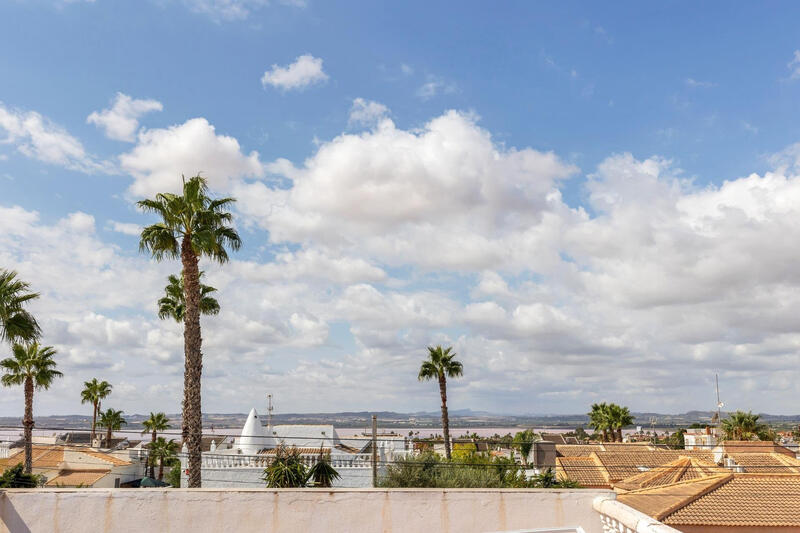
3,0,800,417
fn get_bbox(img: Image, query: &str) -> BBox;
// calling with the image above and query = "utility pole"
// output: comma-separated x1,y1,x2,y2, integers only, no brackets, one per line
371,415,378,488
715,374,724,438
267,394,273,429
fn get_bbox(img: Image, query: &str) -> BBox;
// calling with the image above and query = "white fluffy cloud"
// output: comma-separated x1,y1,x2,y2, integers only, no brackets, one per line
181,0,305,21
348,98,389,127
788,50,800,80
119,117,265,197
0,102,110,173
87,93,163,142
261,54,328,91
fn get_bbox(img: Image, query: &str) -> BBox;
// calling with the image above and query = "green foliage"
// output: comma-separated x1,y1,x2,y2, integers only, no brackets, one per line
167,464,182,488
668,428,686,449
418,345,463,381
1,343,62,390
0,463,44,488
307,454,341,488
379,452,530,489
142,412,171,437
149,437,180,480
721,411,772,441
263,445,309,488
588,402,635,442
512,429,538,466
0,269,40,345
157,272,220,322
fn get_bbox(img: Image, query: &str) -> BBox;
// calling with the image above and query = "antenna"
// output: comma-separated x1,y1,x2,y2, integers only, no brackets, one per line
649,416,657,443
267,394,273,429
715,374,724,434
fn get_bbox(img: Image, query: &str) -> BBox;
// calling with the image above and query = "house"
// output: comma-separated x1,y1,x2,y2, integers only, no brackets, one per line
683,427,718,450
0,443,141,487
180,408,410,488
617,473,800,532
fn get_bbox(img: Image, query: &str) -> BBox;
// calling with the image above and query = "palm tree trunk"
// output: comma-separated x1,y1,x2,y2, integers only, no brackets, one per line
23,377,34,474
617,428,623,442
438,376,451,460
181,236,203,488
106,426,112,447
158,459,164,481
149,431,156,478
602,429,608,442
91,402,97,444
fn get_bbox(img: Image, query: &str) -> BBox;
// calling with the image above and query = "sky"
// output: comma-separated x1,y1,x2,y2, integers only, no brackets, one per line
2,1,800,417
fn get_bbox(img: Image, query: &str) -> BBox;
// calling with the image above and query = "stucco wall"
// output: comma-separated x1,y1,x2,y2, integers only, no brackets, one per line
0,488,611,533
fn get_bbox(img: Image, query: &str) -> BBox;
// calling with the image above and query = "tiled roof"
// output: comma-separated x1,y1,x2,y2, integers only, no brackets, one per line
555,455,609,487
80,449,131,466
614,456,727,491
727,452,800,473
0,445,64,469
555,444,604,457
46,470,110,487
619,473,800,527
258,447,330,455
593,449,714,481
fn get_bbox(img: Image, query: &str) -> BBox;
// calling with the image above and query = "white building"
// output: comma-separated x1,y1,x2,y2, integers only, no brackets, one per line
180,408,410,488
683,427,718,450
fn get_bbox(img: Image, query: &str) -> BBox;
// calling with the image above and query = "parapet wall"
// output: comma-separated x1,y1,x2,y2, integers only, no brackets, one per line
0,488,611,533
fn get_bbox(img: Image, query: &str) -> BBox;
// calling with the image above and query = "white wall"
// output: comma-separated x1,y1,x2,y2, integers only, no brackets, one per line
0,488,611,533
193,466,375,488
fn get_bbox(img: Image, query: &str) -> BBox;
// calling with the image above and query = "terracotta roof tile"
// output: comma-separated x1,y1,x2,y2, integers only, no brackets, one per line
555,444,604,457
727,452,800,473
556,455,609,487
79,449,130,466
619,473,800,527
614,456,728,491
593,449,714,481
46,470,110,487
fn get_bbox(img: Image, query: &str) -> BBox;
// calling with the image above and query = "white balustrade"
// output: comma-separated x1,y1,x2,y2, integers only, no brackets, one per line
190,452,374,470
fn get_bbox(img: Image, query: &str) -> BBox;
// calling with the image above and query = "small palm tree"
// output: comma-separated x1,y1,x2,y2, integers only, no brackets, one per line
0,343,62,473
138,175,241,488
308,449,341,487
418,345,463,460
158,272,220,322
263,445,309,488
97,408,126,447
149,437,179,481
0,270,40,346
142,412,171,478
80,378,112,444
721,410,771,441
512,429,538,467
588,403,611,442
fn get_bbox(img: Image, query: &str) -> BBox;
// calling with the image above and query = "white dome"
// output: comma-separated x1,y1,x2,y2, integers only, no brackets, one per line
238,408,273,454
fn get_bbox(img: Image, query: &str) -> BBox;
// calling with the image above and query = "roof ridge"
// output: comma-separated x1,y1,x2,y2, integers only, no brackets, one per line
655,474,733,521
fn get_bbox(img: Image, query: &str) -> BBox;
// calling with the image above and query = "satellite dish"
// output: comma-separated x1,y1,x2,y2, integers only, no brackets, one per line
717,402,724,408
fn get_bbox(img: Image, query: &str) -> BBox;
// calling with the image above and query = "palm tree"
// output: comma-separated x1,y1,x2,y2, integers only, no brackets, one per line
158,272,220,322
308,449,341,488
512,429,538,467
588,403,611,442
615,405,635,442
80,378,112,444
138,175,241,488
149,437,179,481
263,445,308,488
142,412,171,478
0,270,40,346
97,408,126,447
0,343,62,473
721,410,771,441
418,345,463,460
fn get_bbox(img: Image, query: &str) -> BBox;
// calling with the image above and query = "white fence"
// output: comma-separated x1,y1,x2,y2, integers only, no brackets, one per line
191,452,374,470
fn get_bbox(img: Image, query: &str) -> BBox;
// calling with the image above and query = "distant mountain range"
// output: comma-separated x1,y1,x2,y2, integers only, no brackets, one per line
2,409,799,430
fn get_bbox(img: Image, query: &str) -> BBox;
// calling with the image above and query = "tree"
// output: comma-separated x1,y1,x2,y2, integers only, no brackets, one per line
307,450,341,488
80,378,112,444
0,269,40,346
263,445,308,488
1,343,62,473
588,403,611,442
138,175,241,488
157,272,220,322
721,411,771,441
607,404,635,442
142,412,171,478
418,345,463,460
97,408,126,447
0,463,44,488
512,429,538,467
149,437,179,481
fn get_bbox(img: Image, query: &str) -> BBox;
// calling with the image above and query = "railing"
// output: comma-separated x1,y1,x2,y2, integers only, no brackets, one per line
191,452,374,469
593,496,681,533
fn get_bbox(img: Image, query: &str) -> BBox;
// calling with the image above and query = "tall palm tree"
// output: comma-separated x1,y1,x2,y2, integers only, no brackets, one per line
142,412,171,478
149,437,179,481
0,343,62,473
606,404,634,442
512,429,538,467
138,175,241,488
0,270,40,346
157,272,220,322
588,403,611,442
418,345,463,460
97,408,126,447
80,378,112,444
721,410,771,441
